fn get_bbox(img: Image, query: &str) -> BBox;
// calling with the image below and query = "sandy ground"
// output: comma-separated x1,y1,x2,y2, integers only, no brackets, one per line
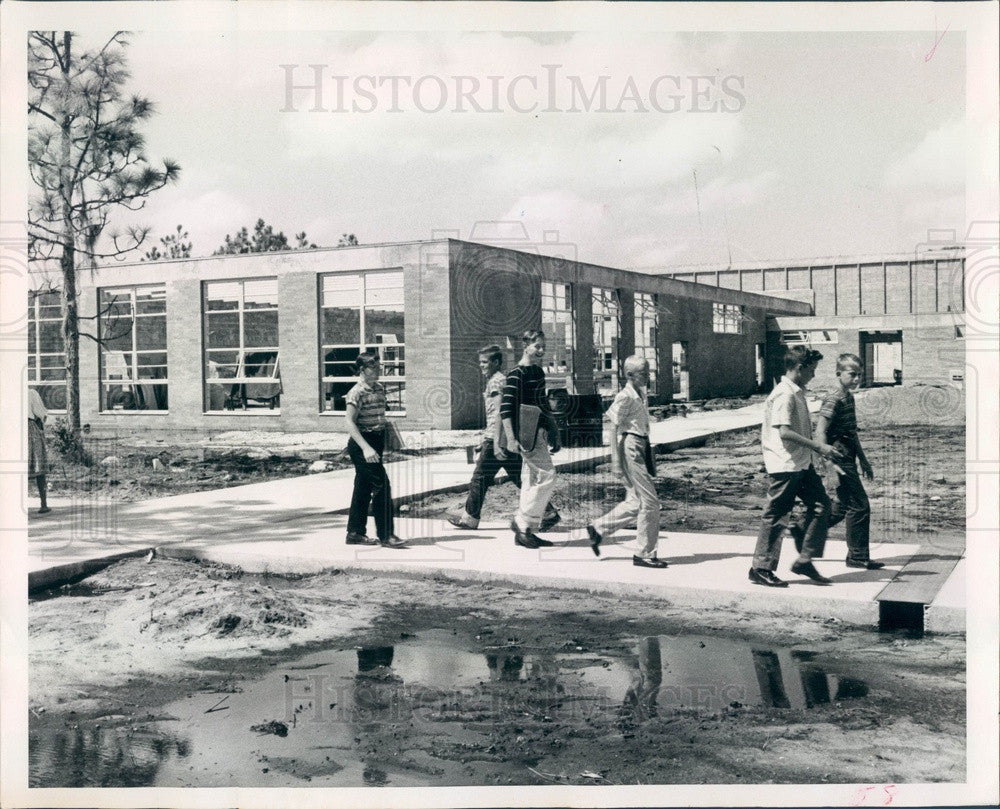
30,558,964,787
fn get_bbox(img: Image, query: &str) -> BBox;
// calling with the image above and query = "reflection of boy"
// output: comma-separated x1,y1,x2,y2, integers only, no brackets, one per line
750,346,845,587
447,345,558,530
816,354,884,570
586,356,667,568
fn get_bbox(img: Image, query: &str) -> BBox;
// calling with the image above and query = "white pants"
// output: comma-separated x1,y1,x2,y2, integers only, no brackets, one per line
593,434,662,558
515,430,556,532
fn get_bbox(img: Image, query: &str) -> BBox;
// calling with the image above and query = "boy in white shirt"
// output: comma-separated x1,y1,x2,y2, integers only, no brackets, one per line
586,356,667,568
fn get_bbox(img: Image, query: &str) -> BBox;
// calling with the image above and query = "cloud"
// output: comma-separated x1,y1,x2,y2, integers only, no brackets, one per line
659,171,778,217
886,118,965,190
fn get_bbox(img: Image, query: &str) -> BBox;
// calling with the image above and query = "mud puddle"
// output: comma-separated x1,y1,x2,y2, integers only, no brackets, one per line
30,628,871,788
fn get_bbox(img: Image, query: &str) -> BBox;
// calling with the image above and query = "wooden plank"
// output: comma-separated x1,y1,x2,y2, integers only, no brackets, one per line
875,549,964,605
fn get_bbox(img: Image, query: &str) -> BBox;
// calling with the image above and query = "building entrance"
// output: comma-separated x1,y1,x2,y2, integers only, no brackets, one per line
859,330,903,386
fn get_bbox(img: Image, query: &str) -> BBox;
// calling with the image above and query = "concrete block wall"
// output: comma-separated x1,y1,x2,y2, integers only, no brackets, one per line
59,239,811,436
769,314,965,389
668,257,965,319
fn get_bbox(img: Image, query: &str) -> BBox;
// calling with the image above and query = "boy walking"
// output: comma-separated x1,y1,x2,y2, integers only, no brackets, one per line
501,330,560,549
586,356,667,568
816,353,884,570
446,345,559,531
343,351,407,548
750,346,845,587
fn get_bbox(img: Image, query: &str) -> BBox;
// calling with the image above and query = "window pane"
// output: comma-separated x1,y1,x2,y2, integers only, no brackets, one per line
244,279,278,309
364,306,404,344
207,312,241,348
322,274,363,308
244,310,279,347
39,366,67,381
321,307,361,345
39,321,64,352
365,285,404,307
206,350,240,379
383,382,405,412
205,281,241,310
135,286,166,315
28,320,36,351
135,317,166,351
322,380,355,412
33,384,65,410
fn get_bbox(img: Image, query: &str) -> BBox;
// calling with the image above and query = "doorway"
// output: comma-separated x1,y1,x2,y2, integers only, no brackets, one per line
859,331,903,386
671,341,690,400
755,343,766,391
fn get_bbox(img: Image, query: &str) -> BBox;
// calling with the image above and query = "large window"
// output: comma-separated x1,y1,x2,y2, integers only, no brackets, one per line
321,271,405,413
712,302,744,334
27,290,66,411
634,292,659,395
204,278,281,411
99,285,168,411
592,286,620,395
541,281,575,392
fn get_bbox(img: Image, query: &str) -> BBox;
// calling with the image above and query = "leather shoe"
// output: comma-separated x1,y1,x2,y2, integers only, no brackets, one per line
791,560,832,584
586,525,602,557
748,567,788,587
346,532,377,545
511,521,552,548
446,510,479,529
633,556,668,569
539,507,562,531
846,560,885,570
379,534,408,548
789,524,805,554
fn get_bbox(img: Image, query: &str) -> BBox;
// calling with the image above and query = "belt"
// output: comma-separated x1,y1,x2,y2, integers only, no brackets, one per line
623,431,649,440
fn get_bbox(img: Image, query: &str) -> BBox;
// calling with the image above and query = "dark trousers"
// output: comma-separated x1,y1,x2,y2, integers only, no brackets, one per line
752,465,831,571
829,464,872,564
347,430,394,540
464,438,522,520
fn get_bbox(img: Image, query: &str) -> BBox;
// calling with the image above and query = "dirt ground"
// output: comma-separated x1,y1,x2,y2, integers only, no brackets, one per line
29,557,965,788
408,424,965,551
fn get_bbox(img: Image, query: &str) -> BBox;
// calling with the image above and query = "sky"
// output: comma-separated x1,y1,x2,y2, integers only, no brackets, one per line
98,28,965,271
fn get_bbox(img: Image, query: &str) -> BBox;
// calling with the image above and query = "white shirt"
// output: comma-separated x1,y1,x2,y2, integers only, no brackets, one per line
606,384,650,436
28,388,47,423
761,375,814,473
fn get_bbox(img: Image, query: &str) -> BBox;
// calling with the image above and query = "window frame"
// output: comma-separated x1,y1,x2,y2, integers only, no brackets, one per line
319,269,406,415
203,277,282,414
634,291,659,395
541,280,575,392
712,302,744,334
592,286,621,394
27,289,67,413
98,284,169,413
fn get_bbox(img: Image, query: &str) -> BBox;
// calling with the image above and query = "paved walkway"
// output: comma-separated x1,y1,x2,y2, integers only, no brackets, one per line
26,401,965,633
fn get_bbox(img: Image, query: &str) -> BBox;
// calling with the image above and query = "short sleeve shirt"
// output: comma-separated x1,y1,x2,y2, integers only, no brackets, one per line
345,380,387,431
820,387,857,452
483,371,505,440
606,385,650,436
761,376,814,473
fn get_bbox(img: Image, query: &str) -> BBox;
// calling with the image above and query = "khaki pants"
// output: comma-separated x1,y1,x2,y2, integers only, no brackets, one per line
593,434,661,558
514,430,556,532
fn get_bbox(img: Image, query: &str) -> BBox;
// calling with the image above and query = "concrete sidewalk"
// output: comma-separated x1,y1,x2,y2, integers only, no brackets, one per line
28,402,777,570
26,400,965,633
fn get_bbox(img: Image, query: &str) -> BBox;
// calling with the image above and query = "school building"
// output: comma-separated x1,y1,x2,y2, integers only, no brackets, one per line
664,250,967,389
27,238,812,435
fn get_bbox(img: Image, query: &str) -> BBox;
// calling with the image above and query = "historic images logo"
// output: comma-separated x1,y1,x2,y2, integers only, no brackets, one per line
280,64,745,115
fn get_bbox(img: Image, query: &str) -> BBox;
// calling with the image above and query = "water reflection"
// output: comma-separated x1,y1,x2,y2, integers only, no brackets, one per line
29,722,189,787
30,632,872,787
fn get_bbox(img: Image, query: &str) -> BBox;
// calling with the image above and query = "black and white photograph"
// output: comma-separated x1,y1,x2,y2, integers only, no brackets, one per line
1,2,997,807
